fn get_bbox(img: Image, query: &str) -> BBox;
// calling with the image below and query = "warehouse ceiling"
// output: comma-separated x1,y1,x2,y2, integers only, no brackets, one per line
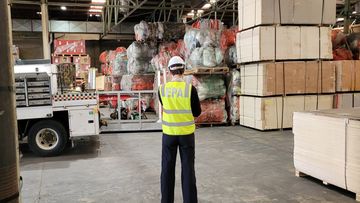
10,0,237,27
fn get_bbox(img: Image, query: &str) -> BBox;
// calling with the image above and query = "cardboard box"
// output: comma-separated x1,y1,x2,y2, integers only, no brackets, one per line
276,26,301,60
354,61,360,91
238,0,336,30
240,96,283,130
252,26,276,62
301,27,320,59
284,62,306,94
335,61,355,92
320,61,336,93
305,61,320,94
318,95,334,110
241,62,283,96
320,27,333,59
238,26,332,63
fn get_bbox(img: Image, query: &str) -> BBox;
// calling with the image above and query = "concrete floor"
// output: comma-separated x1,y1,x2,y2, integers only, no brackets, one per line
20,126,357,203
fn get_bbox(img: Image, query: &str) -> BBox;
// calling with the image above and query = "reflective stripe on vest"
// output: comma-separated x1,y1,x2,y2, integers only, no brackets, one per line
160,81,195,136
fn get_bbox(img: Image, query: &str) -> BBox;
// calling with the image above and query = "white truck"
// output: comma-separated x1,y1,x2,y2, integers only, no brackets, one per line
15,60,100,156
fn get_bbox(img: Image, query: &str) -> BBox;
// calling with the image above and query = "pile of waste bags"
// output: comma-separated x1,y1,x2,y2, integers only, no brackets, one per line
120,74,155,91
151,41,186,71
229,96,240,124
187,75,226,101
99,47,128,76
134,21,185,42
228,69,241,95
224,45,237,68
195,98,227,123
127,42,155,74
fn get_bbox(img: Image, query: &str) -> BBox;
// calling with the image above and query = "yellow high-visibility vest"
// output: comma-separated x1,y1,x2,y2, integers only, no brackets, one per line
160,81,195,135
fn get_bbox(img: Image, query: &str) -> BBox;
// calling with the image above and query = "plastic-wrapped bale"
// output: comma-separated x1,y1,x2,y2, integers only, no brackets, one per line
191,75,226,101
220,28,237,52
188,47,204,69
134,21,149,41
162,22,186,41
192,19,223,30
229,69,241,95
127,42,153,74
230,96,240,125
195,98,227,123
120,74,155,91
202,47,223,67
113,51,128,76
197,29,220,48
225,46,237,68
111,76,122,91
184,29,200,57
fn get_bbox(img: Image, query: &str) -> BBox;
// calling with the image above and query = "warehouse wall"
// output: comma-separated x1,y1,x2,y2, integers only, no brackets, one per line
12,32,43,59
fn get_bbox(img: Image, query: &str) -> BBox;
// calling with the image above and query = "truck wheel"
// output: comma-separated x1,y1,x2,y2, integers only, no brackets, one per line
28,120,68,156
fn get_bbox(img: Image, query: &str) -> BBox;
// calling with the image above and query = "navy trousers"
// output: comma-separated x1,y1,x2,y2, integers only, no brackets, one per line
161,134,198,203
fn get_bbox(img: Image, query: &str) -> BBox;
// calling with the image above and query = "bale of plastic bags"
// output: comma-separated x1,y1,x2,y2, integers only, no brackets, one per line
134,21,149,41
127,42,153,74
202,47,217,67
120,74,155,91
228,69,241,95
195,98,227,123
229,96,240,124
189,47,204,68
220,28,237,52
189,75,226,101
224,45,237,68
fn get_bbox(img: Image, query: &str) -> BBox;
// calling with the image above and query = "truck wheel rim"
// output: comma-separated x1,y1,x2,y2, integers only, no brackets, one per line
35,128,59,150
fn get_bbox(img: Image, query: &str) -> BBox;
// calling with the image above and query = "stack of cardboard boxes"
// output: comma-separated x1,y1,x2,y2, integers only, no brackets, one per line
237,0,337,130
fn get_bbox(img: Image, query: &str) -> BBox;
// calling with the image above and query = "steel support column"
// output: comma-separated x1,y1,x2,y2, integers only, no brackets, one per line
0,0,20,203
41,0,50,59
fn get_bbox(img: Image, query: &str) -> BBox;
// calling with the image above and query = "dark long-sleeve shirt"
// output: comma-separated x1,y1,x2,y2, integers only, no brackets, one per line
158,85,202,117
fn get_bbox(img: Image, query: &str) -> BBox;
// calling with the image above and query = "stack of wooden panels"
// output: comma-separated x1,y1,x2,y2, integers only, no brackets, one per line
240,95,334,130
240,61,336,96
236,0,337,130
237,26,332,63
293,108,360,201
238,0,336,30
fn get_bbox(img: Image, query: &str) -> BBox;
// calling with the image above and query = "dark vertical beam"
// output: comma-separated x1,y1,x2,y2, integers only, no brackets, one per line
0,0,20,203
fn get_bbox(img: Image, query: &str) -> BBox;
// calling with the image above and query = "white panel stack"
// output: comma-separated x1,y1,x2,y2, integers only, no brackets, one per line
237,26,332,63
293,108,360,201
238,0,336,30
240,95,334,130
237,0,336,130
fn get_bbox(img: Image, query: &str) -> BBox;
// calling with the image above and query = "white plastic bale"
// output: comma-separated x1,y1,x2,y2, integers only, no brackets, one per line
189,47,204,68
202,47,217,67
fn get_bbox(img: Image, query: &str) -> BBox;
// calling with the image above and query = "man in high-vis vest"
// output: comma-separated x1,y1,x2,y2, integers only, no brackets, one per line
159,56,201,203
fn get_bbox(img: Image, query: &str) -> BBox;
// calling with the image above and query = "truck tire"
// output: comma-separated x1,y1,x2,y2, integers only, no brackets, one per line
28,120,68,156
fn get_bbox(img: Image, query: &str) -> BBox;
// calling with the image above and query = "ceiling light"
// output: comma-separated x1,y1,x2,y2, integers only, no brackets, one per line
210,0,217,4
89,9,103,13
197,10,204,14
353,11,357,14
202,3,212,9
95,14,100,17
187,12,194,16
337,17,344,21
36,11,42,15
91,0,106,3
60,6,67,10
90,14,93,17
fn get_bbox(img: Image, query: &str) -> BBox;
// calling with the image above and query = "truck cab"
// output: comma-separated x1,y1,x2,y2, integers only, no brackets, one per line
15,60,99,156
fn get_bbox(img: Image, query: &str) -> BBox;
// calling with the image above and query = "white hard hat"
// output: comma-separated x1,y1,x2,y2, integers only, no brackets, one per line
168,56,185,70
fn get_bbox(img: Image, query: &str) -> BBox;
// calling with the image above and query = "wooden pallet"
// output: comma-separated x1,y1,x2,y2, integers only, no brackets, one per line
295,170,360,202
185,67,229,75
